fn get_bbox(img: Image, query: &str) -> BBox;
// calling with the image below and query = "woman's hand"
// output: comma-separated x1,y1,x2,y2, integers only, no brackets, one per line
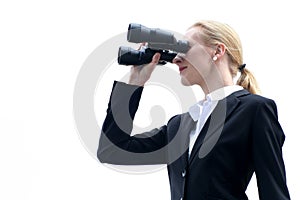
128,52,161,86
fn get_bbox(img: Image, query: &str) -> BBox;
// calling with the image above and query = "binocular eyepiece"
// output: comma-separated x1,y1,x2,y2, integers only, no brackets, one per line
118,23,190,66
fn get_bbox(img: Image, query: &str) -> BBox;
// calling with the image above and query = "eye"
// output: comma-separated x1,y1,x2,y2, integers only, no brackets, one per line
188,40,196,47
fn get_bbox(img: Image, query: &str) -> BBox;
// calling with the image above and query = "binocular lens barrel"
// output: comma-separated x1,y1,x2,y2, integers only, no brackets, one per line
118,46,177,66
118,46,147,66
127,23,176,44
148,40,189,53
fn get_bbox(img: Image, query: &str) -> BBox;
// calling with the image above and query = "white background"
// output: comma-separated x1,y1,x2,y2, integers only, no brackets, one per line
1,0,299,199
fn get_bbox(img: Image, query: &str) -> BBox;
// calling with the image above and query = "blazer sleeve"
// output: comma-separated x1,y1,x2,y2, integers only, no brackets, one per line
251,98,291,199
97,81,169,165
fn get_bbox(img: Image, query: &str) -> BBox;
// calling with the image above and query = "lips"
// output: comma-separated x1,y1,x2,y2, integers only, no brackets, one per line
179,66,187,73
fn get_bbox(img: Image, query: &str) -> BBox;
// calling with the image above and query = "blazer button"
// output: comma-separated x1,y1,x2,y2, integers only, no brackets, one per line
181,170,186,178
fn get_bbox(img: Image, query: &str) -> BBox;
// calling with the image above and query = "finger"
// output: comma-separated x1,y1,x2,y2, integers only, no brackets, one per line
131,52,160,71
151,53,161,64
137,42,147,50
145,53,161,73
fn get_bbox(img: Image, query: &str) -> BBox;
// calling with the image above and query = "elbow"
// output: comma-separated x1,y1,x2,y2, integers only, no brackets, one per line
97,147,109,164
97,133,130,165
97,132,114,164
97,144,119,164
97,151,105,163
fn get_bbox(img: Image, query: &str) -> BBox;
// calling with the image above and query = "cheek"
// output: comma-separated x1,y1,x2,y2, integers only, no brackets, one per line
185,46,211,70
186,52,211,78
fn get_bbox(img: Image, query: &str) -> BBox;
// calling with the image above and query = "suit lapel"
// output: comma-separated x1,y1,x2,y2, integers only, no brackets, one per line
177,113,196,169
188,89,249,164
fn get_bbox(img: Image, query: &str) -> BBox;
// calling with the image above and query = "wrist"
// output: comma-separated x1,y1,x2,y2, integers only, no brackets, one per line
128,80,145,87
128,77,146,86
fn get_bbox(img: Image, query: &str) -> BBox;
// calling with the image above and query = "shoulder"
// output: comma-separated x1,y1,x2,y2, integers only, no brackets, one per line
166,114,183,128
234,90,279,120
234,89,277,108
166,112,195,130
229,90,279,119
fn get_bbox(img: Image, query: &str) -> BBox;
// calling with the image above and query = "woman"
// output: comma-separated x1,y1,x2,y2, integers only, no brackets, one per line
98,20,290,200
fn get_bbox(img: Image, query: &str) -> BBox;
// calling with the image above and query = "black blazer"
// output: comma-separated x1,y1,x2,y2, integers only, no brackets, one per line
97,81,290,200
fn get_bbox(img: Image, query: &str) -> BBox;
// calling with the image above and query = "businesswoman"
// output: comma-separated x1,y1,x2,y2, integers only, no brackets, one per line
97,20,290,200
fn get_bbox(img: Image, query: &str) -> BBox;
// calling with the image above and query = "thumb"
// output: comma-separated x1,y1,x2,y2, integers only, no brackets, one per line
151,53,161,64
144,53,161,74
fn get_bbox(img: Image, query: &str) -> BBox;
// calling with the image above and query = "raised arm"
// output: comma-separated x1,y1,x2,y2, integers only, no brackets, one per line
97,51,172,165
97,81,169,165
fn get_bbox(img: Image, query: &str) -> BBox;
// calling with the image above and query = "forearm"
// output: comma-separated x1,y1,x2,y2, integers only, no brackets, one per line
97,81,167,165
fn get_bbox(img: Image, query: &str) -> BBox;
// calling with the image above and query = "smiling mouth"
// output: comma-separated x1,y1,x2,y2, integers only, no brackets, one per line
179,66,187,73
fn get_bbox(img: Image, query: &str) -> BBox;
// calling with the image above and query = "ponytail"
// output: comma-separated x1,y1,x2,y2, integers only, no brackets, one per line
237,68,260,94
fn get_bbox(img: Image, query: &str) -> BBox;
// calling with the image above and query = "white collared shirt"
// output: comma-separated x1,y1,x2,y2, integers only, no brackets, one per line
188,85,243,157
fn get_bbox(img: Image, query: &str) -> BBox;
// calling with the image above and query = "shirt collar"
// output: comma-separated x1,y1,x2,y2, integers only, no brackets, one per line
188,85,243,121
207,85,243,101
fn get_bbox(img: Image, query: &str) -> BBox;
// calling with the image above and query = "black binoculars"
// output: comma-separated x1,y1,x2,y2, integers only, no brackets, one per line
118,23,190,66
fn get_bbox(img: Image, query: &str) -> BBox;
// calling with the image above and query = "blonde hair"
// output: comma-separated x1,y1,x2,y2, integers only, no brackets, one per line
191,20,260,94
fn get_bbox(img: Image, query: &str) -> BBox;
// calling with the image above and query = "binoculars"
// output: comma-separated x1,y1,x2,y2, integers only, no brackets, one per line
118,23,190,66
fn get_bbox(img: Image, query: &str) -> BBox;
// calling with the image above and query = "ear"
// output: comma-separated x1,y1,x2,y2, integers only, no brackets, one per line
214,43,226,59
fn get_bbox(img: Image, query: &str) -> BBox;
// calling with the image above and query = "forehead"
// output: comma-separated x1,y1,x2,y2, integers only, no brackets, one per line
184,26,204,45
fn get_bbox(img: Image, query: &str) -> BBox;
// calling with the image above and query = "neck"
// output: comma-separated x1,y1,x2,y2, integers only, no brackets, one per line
200,65,234,96
201,81,234,96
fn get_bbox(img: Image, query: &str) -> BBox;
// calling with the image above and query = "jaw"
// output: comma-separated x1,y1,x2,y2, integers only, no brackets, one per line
180,77,192,86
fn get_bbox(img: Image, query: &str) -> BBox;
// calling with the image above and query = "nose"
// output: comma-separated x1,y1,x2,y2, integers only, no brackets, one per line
172,54,183,65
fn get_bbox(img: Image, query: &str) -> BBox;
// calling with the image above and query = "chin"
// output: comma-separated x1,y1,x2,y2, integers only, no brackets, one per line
180,77,193,86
